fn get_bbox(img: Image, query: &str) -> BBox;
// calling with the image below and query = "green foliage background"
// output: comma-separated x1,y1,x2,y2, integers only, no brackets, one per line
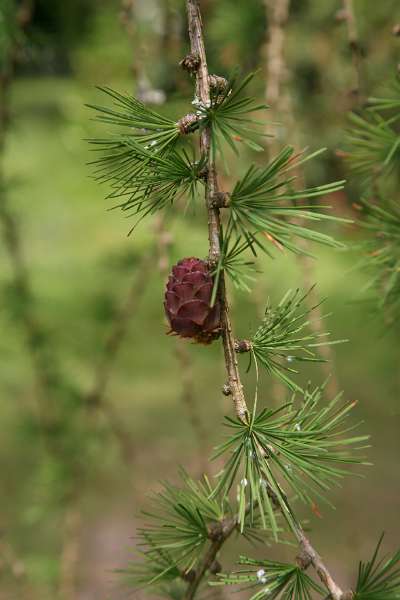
0,0,399,598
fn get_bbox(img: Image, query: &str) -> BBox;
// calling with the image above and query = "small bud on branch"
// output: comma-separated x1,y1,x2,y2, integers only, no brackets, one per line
180,52,201,73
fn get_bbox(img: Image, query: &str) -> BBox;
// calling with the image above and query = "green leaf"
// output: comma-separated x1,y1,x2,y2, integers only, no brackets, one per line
197,71,269,158
213,555,325,600
212,383,369,537
124,471,235,588
354,534,400,600
89,139,206,228
342,83,400,186
88,87,183,151
227,146,347,257
353,197,400,327
249,288,345,392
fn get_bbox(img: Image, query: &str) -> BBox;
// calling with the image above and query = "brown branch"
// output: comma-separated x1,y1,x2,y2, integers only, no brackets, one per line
184,518,237,600
340,0,364,104
264,0,290,115
86,249,154,409
264,0,339,399
58,506,82,600
297,529,345,600
184,2,348,599
175,340,209,474
0,0,63,413
154,213,209,473
185,0,248,422
84,247,156,460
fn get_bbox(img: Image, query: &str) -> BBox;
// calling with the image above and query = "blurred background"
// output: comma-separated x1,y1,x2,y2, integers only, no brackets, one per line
0,0,399,598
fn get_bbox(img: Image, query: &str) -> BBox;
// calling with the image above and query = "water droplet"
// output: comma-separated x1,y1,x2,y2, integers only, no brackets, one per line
240,478,248,487
287,355,294,363
294,423,301,431
256,569,265,580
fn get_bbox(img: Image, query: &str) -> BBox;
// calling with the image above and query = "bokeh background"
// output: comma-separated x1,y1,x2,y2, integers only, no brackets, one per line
0,0,399,598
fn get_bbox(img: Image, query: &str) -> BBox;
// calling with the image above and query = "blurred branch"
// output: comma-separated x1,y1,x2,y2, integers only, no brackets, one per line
264,0,290,128
183,517,237,600
58,506,81,600
175,341,209,473
264,0,339,399
155,213,209,473
119,0,165,104
85,246,156,458
0,537,26,581
0,0,64,413
339,0,364,104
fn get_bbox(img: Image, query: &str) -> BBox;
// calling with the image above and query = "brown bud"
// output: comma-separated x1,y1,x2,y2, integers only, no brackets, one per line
209,74,229,93
234,339,252,353
211,192,230,208
393,24,400,37
180,53,201,74
222,383,232,396
177,113,200,135
296,550,312,570
342,591,354,600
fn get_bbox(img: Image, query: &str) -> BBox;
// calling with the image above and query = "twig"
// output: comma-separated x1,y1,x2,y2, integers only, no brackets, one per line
186,0,248,421
0,1,66,419
340,0,363,104
297,529,346,600
84,246,156,459
184,518,237,600
264,0,290,128
184,2,348,599
58,506,82,600
0,538,26,580
154,213,209,472
86,249,155,409
264,0,339,399
175,340,209,473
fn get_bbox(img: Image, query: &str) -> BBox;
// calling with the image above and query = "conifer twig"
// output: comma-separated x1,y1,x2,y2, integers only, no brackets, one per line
184,3,348,599
184,517,237,600
185,0,248,421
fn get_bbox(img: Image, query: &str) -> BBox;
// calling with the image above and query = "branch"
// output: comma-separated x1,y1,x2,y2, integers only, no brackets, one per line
175,340,209,474
297,530,347,600
0,0,63,409
184,3,349,600
339,0,363,104
184,518,237,600
185,0,248,421
264,0,290,115
155,212,209,472
264,0,339,399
